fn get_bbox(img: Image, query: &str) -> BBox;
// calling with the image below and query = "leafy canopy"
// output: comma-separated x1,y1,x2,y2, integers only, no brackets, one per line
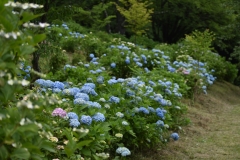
116,0,153,36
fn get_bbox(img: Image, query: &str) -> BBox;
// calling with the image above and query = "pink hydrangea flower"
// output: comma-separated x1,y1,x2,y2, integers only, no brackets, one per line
52,108,67,118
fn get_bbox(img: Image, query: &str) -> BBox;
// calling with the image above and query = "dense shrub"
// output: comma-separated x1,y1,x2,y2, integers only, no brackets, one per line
1,1,235,159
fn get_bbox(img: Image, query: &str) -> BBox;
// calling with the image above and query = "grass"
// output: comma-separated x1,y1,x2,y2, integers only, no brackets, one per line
133,80,240,159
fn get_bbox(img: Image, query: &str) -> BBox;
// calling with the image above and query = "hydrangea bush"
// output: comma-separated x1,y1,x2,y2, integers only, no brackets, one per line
32,24,218,159
0,1,223,159
0,1,56,159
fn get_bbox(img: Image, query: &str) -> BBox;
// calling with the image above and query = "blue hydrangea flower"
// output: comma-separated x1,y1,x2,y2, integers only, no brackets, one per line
67,112,79,119
35,79,47,88
148,80,156,86
69,119,80,127
90,70,96,74
64,64,76,70
165,89,172,95
83,83,95,89
109,96,120,103
84,64,90,68
125,58,130,64
52,88,61,93
53,81,65,90
156,108,165,119
89,53,95,58
45,80,54,88
141,54,147,61
95,69,103,73
116,147,131,156
91,57,98,62
86,101,101,108
171,133,179,141
117,78,125,83
108,79,118,85
138,107,149,114
126,89,135,97
133,57,140,62
97,76,104,84
144,67,150,72
92,62,99,65
165,81,172,86
136,62,143,67
168,65,176,72
69,87,81,96
156,120,164,127
74,98,87,105
74,93,90,101
148,106,155,113
92,112,105,122
111,62,116,68
80,115,92,125
80,86,98,96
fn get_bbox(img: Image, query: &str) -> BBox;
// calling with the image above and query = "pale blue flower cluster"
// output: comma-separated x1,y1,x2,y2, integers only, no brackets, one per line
111,62,116,68
64,64,77,70
74,93,90,101
74,98,87,105
148,106,155,113
86,101,101,108
126,89,135,97
125,58,130,64
156,108,167,119
80,85,98,96
116,147,131,156
110,44,130,50
49,23,85,38
69,119,80,127
19,62,31,79
35,79,65,90
92,112,105,122
152,94,171,106
80,115,92,125
138,107,149,114
116,112,124,118
97,76,104,84
109,96,120,103
122,121,129,126
156,120,164,127
171,132,179,141
67,112,79,119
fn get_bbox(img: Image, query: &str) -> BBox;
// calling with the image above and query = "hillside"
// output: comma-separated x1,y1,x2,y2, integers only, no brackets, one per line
134,80,240,160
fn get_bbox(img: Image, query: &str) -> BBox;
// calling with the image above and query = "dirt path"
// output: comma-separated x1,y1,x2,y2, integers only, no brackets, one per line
134,81,240,160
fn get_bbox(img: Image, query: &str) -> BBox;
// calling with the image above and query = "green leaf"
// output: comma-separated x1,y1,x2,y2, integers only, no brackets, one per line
81,148,92,157
18,123,39,133
128,130,136,137
11,148,30,159
32,34,46,44
19,12,44,25
41,141,56,153
0,145,8,159
20,45,36,55
76,140,92,148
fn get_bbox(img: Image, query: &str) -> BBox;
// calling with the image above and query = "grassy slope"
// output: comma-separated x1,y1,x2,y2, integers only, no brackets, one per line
133,80,240,160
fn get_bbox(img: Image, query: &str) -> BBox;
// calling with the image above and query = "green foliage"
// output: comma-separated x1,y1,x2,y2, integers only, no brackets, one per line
129,35,158,49
180,30,215,61
47,2,115,31
49,51,68,74
116,0,153,36
0,1,55,159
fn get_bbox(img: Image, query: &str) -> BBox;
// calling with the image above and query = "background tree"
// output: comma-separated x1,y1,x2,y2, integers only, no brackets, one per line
116,0,153,40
